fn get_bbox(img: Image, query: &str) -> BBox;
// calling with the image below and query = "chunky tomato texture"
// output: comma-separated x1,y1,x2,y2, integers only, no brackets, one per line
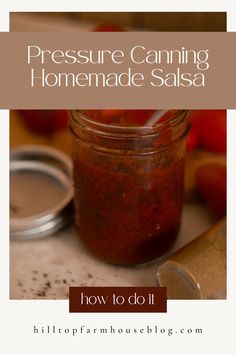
119,110,156,125
82,110,156,126
195,164,226,219
96,110,126,124
74,155,185,265
18,110,69,135
187,110,226,153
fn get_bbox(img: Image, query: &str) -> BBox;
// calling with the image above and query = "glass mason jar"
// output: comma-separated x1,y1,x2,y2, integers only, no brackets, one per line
69,110,189,266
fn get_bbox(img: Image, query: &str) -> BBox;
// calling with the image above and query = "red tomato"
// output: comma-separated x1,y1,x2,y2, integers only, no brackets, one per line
195,163,226,219
186,126,200,152
94,23,126,32
189,110,226,153
18,110,69,135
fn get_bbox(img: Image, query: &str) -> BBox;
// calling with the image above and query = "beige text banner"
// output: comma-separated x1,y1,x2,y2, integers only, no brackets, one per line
0,32,235,109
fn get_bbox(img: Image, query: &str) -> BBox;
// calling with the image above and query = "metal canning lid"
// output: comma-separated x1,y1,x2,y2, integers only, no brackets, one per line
10,145,74,240
10,144,72,177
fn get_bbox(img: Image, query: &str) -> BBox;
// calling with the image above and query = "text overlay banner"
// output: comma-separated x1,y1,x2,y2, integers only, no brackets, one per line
0,32,235,109
69,287,167,313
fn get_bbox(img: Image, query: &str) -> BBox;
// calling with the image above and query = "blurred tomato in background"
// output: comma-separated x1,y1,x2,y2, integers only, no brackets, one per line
18,110,69,135
93,23,126,32
195,164,226,219
187,110,226,153
186,110,227,220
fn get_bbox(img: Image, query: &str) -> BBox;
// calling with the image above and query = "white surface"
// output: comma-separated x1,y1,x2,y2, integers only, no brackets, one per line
10,203,214,299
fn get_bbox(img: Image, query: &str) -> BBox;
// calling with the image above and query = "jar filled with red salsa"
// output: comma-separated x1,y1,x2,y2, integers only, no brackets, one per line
69,110,189,266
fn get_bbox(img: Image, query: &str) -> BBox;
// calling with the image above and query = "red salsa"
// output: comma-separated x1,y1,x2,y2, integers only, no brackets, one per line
70,110,188,265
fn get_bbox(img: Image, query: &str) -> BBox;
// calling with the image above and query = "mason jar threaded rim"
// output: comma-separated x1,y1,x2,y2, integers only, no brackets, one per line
70,110,188,136
69,110,189,155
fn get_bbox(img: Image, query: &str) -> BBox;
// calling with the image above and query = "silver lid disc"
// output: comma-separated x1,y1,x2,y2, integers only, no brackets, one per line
10,146,74,240
10,144,72,177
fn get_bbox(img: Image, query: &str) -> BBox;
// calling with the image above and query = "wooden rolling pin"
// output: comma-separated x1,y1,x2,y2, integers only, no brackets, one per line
156,218,226,299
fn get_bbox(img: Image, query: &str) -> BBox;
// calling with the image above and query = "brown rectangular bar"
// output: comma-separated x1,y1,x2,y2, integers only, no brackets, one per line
69,287,167,313
0,32,235,109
